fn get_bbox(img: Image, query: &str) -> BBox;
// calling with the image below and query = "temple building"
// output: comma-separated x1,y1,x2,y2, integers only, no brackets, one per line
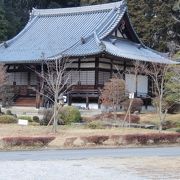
0,0,174,108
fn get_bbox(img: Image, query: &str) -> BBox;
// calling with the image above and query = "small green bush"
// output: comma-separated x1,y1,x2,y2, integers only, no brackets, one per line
18,116,33,122
6,110,13,115
0,108,4,115
176,129,180,133
33,116,40,123
59,106,81,125
0,115,17,124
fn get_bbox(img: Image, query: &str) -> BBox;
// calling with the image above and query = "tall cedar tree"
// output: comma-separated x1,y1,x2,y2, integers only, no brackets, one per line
0,6,8,42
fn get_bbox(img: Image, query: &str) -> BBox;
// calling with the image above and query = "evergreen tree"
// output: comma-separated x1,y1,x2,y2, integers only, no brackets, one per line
0,6,8,42
127,0,177,52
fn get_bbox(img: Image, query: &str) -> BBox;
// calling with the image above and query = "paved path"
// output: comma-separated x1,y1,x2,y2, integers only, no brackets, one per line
0,147,179,180
0,146,179,161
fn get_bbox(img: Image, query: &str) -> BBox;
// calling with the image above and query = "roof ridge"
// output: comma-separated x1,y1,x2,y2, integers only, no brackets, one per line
31,1,125,16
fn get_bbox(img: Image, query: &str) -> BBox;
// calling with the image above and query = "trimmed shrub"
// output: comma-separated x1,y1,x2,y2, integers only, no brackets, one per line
0,108,4,115
81,135,109,145
111,135,123,145
18,116,33,122
6,110,13,115
176,129,180,133
123,98,143,113
59,106,81,125
41,109,53,125
118,114,140,124
93,113,140,123
123,133,180,145
33,116,40,123
87,121,104,129
64,137,77,146
162,120,180,130
0,115,17,124
2,136,55,147
124,134,149,144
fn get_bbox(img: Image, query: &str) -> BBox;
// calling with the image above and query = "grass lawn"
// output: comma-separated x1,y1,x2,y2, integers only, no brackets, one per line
0,124,161,138
140,113,180,125
0,112,178,138
0,112,179,149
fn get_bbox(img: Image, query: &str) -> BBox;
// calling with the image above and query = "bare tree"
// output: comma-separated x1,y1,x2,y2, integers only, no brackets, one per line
141,62,172,131
36,57,74,132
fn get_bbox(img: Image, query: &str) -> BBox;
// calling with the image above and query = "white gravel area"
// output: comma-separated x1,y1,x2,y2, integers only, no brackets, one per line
0,157,179,180
0,158,141,180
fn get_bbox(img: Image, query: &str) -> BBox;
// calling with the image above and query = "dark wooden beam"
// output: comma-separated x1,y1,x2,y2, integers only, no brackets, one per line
95,57,99,88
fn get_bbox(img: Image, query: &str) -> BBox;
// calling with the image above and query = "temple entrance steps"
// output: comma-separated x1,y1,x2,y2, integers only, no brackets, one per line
14,97,36,107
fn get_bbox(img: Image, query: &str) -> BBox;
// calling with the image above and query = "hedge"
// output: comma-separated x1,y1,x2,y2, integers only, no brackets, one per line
93,113,140,124
2,136,55,147
123,133,180,145
0,115,17,124
18,116,33,122
81,135,109,145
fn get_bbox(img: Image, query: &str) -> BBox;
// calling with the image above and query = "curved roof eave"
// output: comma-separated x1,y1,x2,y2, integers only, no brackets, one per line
102,38,177,64
31,1,125,16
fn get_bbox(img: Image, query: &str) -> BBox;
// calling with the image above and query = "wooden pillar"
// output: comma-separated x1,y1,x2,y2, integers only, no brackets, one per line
67,93,72,106
95,57,99,88
135,74,138,98
86,96,89,109
98,98,101,109
123,60,126,80
148,75,152,97
110,59,113,78
27,71,31,86
78,58,81,83
35,65,41,109
36,83,41,108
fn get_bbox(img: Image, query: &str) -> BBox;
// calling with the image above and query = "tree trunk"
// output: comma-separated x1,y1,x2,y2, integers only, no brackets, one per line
53,93,58,133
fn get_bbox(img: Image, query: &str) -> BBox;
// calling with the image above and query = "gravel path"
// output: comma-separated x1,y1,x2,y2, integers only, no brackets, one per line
0,148,180,180
0,158,141,180
0,157,180,180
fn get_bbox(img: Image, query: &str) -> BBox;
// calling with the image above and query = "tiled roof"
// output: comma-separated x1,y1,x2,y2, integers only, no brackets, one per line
0,0,175,64
103,38,176,64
